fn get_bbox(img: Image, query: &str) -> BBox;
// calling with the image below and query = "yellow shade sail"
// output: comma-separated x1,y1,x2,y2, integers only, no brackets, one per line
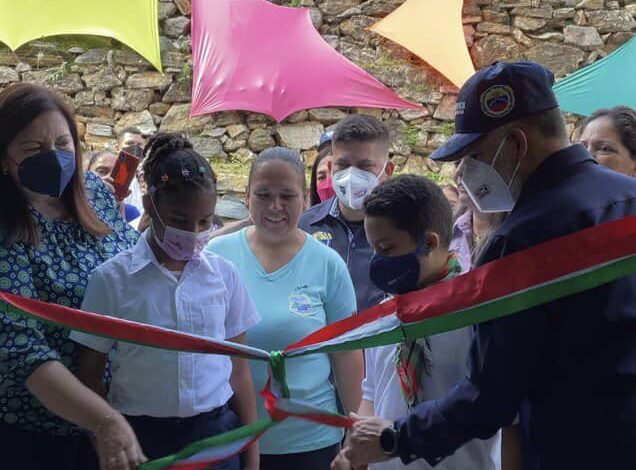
0,0,162,71
369,0,474,88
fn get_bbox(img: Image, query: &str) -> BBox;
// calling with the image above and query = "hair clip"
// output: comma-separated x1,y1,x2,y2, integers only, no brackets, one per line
161,174,169,183
182,168,191,179
199,165,206,175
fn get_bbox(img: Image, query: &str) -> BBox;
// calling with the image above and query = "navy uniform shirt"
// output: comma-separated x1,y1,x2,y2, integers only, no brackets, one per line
395,145,636,470
299,197,385,312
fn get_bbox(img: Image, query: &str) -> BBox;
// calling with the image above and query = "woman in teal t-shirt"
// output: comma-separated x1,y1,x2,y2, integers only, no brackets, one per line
208,147,363,470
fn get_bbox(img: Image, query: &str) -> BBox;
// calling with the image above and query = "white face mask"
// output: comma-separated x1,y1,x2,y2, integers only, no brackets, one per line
460,137,520,213
332,161,387,210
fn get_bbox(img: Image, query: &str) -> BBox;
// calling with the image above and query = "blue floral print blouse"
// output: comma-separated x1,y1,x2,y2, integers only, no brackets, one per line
0,172,138,436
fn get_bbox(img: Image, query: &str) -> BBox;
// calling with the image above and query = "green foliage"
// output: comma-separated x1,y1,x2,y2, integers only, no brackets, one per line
46,61,73,83
403,124,420,149
181,62,193,80
287,0,302,6
439,122,455,137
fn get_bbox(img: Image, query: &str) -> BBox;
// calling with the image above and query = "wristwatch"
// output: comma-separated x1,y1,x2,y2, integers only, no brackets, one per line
379,425,399,457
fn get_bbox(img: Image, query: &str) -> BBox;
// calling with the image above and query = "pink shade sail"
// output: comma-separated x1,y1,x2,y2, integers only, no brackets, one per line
190,0,420,122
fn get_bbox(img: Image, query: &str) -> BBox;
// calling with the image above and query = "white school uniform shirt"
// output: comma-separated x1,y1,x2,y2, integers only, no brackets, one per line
362,326,501,470
71,232,260,418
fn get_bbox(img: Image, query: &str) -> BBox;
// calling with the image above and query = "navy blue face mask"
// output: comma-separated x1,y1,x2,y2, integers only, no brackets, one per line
16,149,76,197
369,236,430,295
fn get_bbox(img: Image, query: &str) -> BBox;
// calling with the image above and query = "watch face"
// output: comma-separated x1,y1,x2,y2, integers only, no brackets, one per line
380,426,397,455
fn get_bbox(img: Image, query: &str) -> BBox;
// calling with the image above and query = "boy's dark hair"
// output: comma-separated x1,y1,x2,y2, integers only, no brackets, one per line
332,115,390,149
143,133,216,198
583,106,636,160
364,174,453,248
248,146,306,191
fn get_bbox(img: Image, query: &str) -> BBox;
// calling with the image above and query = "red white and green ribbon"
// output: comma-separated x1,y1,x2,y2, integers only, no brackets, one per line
138,390,354,470
138,419,276,470
0,292,270,361
285,215,636,356
2,216,635,469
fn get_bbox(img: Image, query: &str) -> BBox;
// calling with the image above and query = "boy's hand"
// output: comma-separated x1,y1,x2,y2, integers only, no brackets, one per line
345,413,393,468
331,448,353,470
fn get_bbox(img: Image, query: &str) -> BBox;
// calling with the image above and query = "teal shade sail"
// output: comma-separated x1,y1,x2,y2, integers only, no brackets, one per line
554,37,636,117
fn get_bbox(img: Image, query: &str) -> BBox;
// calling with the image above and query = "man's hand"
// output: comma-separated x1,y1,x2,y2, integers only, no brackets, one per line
331,448,353,470
345,413,394,468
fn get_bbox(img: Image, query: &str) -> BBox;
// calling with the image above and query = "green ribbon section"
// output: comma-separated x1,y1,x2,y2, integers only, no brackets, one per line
139,419,276,470
269,351,290,399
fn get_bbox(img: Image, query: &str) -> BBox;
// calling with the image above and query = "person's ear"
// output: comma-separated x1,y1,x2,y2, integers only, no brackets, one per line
509,127,528,161
424,232,441,255
385,159,395,177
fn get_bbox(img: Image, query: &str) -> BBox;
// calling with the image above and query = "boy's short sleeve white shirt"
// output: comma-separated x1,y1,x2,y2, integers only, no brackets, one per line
70,234,260,418
362,327,501,470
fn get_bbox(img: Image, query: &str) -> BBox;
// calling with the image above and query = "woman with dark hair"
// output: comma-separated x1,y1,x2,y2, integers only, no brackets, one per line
208,147,363,470
309,145,335,206
580,105,636,177
0,83,144,469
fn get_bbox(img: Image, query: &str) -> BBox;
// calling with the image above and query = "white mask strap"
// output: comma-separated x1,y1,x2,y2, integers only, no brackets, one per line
374,159,388,179
490,135,508,168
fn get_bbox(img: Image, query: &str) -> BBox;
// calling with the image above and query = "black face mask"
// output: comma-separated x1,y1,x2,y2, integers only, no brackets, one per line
369,236,430,295
16,149,76,197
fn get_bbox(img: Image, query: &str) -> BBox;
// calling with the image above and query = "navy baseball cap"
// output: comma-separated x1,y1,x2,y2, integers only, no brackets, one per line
318,130,334,150
431,61,559,161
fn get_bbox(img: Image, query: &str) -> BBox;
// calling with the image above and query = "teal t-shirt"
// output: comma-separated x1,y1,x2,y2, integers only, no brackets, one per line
207,229,357,454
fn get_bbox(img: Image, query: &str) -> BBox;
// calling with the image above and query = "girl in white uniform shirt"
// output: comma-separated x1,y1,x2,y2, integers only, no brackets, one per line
71,134,260,470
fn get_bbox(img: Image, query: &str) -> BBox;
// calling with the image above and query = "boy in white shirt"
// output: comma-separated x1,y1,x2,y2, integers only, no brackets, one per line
333,175,500,470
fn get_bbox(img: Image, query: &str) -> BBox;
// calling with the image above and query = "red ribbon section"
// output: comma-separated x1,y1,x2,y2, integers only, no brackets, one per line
0,292,266,360
261,383,354,429
396,215,636,323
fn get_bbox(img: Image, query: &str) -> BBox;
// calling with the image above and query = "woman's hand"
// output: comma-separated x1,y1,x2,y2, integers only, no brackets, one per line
94,413,147,470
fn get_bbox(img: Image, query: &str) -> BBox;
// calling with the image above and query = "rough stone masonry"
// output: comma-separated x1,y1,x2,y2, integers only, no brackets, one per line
0,0,634,194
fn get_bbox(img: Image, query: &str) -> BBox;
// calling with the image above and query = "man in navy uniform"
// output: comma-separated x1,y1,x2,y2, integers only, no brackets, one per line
300,116,395,312
343,62,636,470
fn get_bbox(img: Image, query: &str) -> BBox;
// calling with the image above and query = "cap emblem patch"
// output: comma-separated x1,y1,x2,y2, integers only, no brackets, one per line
480,85,515,118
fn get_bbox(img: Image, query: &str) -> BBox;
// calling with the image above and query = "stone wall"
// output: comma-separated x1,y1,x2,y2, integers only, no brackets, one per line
0,0,634,194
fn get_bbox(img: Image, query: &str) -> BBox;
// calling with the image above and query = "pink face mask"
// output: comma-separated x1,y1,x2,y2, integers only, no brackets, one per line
317,177,336,202
150,196,211,261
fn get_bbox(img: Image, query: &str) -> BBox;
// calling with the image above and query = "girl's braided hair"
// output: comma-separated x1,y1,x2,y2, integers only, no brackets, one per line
142,133,217,198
